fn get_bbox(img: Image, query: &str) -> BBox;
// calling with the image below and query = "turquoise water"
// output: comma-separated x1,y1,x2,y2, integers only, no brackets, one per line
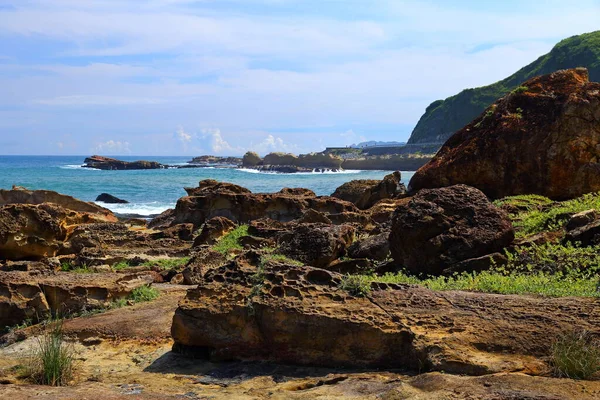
0,156,415,216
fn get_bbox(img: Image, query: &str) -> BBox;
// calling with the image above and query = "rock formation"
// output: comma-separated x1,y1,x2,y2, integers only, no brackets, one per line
389,185,514,275
332,171,406,209
83,155,164,170
95,193,129,204
410,68,600,200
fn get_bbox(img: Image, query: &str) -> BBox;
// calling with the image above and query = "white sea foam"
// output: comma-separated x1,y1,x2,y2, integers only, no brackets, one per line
237,168,363,175
59,164,88,170
95,201,173,216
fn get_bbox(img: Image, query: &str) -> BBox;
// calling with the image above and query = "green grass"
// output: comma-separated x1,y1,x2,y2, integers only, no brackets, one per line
496,192,600,238
60,262,94,274
260,253,304,266
140,257,190,269
127,286,160,303
505,242,600,276
339,275,372,297
112,260,131,271
212,225,249,255
26,320,74,386
363,268,600,298
551,330,600,380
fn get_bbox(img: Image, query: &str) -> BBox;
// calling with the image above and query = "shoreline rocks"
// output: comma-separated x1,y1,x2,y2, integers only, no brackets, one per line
83,155,165,170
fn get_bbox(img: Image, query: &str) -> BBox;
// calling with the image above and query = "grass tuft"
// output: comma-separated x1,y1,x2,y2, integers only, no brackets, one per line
339,275,372,297
551,330,600,380
127,285,160,303
26,320,74,386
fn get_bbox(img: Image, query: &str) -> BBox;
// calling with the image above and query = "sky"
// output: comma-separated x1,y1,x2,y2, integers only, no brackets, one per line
0,0,599,156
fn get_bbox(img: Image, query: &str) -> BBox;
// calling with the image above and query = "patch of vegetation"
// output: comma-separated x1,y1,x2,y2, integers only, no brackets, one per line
212,225,249,255
140,257,190,269
339,275,372,297
2,318,34,335
474,105,497,128
25,320,74,386
112,260,131,271
551,330,600,380
373,270,599,298
512,85,529,94
127,286,160,303
505,242,600,276
60,262,94,274
493,194,553,211
505,192,600,237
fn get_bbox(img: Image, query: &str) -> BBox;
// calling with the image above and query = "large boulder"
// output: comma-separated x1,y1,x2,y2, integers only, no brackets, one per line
95,193,128,204
389,185,514,275
409,68,600,200
193,216,237,246
172,258,600,374
184,179,251,196
348,232,390,261
278,223,355,268
241,151,262,167
262,152,298,166
332,171,406,209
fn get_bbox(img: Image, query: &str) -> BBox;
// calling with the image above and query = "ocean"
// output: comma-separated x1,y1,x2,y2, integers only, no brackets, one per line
0,156,415,217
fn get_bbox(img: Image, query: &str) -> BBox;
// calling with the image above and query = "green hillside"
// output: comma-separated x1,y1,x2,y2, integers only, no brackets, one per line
407,31,600,144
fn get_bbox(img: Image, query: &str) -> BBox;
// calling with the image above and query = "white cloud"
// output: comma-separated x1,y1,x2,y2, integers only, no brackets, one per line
200,128,244,155
34,95,165,106
92,140,131,154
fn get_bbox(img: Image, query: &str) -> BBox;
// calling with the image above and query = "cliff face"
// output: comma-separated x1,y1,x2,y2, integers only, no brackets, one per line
409,68,600,200
408,30,600,144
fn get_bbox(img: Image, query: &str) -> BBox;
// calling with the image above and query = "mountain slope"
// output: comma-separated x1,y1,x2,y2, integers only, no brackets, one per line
408,31,600,144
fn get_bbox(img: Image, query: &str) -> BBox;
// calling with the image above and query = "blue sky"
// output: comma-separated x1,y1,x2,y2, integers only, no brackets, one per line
0,0,599,156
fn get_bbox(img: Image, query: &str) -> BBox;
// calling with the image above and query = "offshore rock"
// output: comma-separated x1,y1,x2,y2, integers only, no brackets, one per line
410,68,600,200
95,193,129,204
83,155,164,170
390,185,514,275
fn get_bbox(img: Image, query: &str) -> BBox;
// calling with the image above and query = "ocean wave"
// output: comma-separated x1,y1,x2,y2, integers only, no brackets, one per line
59,164,89,170
237,168,363,175
95,201,173,216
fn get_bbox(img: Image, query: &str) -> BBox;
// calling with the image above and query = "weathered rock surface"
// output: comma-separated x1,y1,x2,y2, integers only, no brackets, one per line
241,151,261,167
409,68,600,200
164,180,360,229
390,185,514,275
193,216,236,246
0,271,154,328
347,232,390,261
278,223,355,268
172,257,600,375
83,155,164,170
332,171,406,209
0,188,116,222
96,193,129,204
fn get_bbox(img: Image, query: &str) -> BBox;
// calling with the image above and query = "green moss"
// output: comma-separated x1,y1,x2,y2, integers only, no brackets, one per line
212,225,249,255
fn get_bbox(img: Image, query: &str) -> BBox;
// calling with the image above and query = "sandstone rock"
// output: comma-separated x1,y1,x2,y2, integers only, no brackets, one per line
278,223,355,268
171,184,359,229
184,179,251,196
172,259,600,374
348,233,390,261
182,248,228,285
150,223,194,241
409,68,600,200
332,171,406,210
326,258,373,274
239,235,275,250
242,151,262,167
564,219,600,246
0,271,154,328
0,204,66,260
83,155,164,170
296,209,332,224
390,185,514,275
0,188,116,222
193,217,236,247
278,188,316,197
263,152,298,166
95,193,129,204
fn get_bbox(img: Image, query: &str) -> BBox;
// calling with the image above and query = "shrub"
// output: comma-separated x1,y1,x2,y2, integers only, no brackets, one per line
212,225,249,255
339,275,372,297
140,257,189,269
26,320,74,386
512,85,528,94
551,330,600,380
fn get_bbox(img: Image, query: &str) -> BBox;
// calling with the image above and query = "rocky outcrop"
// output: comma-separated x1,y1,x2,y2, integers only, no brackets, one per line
172,257,600,374
278,223,355,268
0,188,116,222
409,68,600,200
0,271,154,328
263,152,298,166
332,171,406,209
188,155,242,165
83,155,164,170
95,193,129,204
193,216,236,246
341,155,431,171
347,232,390,261
390,185,514,275
296,153,343,169
164,180,360,229
241,151,261,167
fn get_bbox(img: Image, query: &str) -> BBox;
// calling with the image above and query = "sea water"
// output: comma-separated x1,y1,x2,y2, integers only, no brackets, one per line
0,156,415,216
